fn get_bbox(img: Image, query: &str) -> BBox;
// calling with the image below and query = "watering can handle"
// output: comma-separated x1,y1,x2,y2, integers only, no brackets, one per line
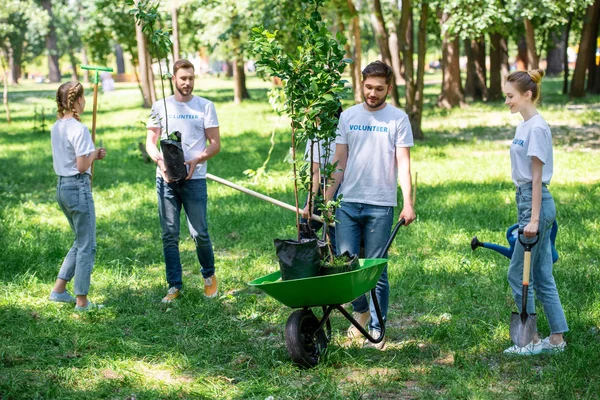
517,228,539,250
379,218,405,258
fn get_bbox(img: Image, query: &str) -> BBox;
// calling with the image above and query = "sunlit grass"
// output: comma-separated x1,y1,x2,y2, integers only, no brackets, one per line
0,75,599,399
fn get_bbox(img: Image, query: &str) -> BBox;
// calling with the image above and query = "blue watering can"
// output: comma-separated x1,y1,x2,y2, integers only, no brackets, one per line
471,220,559,263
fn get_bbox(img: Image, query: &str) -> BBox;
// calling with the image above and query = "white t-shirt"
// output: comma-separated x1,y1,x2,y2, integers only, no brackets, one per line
51,118,96,176
147,95,219,179
510,114,553,186
336,103,414,207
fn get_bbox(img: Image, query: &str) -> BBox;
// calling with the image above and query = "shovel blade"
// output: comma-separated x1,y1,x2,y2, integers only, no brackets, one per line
509,312,537,347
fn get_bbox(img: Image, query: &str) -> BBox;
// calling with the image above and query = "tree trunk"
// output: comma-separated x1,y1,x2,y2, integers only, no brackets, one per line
546,28,565,76
465,37,487,101
146,47,157,104
570,0,599,98
516,36,528,71
437,11,464,108
488,32,509,101
563,13,573,94
412,1,428,140
41,0,61,82
1,56,11,123
225,61,233,78
81,47,90,84
586,0,600,92
403,0,427,140
134,2,153,108
171,0,180,61
347,0,363,103
388,0,404,86
115,44,125,74
369,0,400,107
5,44,16,85
524,18,539,69
69,52,78,81
400,0,415,115
233,39,250,104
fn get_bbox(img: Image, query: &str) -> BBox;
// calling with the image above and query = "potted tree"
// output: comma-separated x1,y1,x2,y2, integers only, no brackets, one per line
250,0,357,279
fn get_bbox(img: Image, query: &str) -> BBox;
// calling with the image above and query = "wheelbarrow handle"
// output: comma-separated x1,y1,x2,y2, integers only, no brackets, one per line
517,228,539,250
378,218,405,258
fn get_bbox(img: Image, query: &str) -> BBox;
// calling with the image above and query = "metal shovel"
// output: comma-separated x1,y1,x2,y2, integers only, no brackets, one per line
509,228,539,347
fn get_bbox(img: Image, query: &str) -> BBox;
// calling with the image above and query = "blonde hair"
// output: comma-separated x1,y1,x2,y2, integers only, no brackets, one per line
56,81,84,121
506,69,545,103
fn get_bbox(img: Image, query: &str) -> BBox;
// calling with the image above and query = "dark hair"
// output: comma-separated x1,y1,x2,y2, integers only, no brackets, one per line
362,61,394,85
173,59,195,75
506,69,545,103
56,81,84,121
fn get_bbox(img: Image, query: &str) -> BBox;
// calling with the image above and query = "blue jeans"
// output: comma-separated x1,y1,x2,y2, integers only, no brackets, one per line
56,174,96,296
156,177,215,288
335,202,394,333
508,184,568,334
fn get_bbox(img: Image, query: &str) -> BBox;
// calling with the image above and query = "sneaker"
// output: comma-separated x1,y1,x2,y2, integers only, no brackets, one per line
74,301,104,312
503,340,544,355
363,329,386,350
162,287,181,303
49,290,76,303
204,275,218,298
347,311,370,339
541,337,566,353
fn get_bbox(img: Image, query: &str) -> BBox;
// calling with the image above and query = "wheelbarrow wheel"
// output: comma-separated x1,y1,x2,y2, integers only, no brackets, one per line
285,309,328,368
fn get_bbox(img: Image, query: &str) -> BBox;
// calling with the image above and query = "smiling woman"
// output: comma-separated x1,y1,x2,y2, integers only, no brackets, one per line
502,69,569,356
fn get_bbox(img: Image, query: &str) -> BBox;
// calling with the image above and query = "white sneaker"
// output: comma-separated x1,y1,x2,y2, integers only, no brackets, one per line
541,337,566,353
363,329,386,350
503,340,544,355
347,311,370,339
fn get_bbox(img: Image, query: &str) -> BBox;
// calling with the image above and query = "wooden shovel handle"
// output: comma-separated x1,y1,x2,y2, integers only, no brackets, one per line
206,173,327,224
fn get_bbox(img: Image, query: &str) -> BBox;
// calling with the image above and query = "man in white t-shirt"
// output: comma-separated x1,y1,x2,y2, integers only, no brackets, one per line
326,61,416,349
146,59,221,303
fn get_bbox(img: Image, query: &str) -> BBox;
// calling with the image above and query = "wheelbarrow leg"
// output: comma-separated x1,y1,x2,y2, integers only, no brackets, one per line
335,289,386,344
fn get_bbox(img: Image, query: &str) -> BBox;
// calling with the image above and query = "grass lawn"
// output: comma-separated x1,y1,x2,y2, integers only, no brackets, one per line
1,75,599,399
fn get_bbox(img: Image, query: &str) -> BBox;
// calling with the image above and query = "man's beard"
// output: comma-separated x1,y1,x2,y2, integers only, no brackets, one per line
363,94,386,110
176,83,192,97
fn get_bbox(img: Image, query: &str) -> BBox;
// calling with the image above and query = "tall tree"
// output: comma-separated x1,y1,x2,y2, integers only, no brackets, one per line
437,10,464,108
369,0,400,107
488,31,510,100
171,0,180,61
40,0,61,82
344,0,362,103
133,0,155,107
570,0,599,98
399,0,429,139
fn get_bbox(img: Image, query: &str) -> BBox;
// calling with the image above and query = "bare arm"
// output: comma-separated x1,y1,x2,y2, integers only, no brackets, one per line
324,144,348,202
185,126,221,180
146,126,169,182
524,156,543,238
396,147,416,225
76,148,106,174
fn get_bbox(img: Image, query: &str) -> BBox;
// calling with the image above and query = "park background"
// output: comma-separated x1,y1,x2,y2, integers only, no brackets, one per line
1,0,600,399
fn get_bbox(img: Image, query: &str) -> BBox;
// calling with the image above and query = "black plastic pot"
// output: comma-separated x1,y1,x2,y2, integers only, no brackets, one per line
160,131,186,182
274,238,321,281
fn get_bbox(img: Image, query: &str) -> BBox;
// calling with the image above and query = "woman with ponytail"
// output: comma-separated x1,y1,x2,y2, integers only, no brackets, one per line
48,81,106,311
503,69,568,355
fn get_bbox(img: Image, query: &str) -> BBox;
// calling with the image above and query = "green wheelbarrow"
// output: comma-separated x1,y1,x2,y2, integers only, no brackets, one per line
248,219,405,368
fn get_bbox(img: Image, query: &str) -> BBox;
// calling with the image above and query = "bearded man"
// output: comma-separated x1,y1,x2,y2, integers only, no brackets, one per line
325,60,416,349
146,59,221,302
